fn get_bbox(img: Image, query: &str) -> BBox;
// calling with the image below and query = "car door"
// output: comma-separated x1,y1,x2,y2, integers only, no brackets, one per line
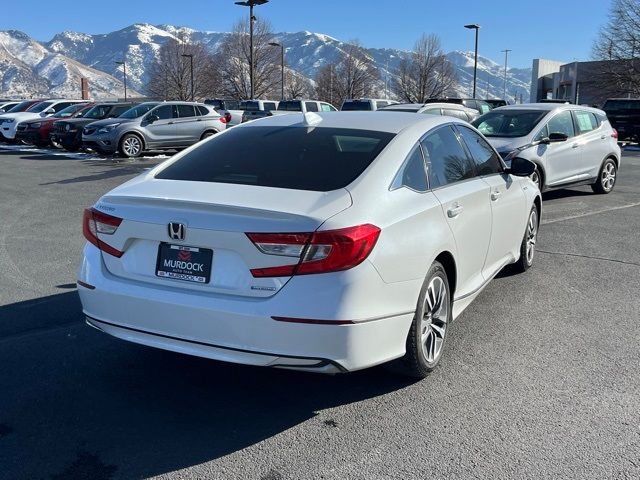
421,124,493,297
573,110,606,176
541,109,581,186
456,125,527,276
173,104,200,145
143,104,177,148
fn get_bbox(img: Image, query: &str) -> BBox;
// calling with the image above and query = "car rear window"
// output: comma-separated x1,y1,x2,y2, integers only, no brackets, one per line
155,126,395,191
341,101,373,111
277,101,303,111
603,99,640,110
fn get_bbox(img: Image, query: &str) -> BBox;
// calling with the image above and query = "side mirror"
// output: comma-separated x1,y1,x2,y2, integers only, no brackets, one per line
44,107,56,115
548,132,568,143
506,157,537,177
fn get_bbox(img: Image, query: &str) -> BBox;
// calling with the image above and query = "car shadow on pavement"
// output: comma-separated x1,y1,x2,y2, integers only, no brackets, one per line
541,188,594,201
0,291,416,479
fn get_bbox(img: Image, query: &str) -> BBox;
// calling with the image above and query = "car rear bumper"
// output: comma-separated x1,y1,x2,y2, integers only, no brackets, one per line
78,244,416,373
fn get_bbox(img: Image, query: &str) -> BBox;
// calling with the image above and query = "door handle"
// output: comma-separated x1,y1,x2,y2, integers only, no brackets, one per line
491,190,501,201
600,135,607,139
571,143,579,149
447,204,464,218
167,121,174,125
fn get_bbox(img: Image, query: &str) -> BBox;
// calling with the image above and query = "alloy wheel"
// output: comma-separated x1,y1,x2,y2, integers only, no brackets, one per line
420,276,449,365
525,208,538,265
601,162,616,192
122,136,141,157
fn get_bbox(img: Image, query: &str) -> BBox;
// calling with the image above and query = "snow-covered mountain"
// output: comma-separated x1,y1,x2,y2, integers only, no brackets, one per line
0,30,137,98
1,24,531,102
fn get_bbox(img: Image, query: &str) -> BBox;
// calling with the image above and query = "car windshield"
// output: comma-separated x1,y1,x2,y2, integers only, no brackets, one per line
53,104,86,118
155,126,396,192
472,110,547,138
28,101,54,113
342,101,373,111
277,101,303,111
119,103,159,119
84,105,114,119
6,101,33,113
240,101,260,111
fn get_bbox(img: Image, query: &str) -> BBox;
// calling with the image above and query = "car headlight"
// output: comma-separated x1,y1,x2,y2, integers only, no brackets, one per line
4,118,15,124
97,123,121,134
30,122,41,129
65,124,71,132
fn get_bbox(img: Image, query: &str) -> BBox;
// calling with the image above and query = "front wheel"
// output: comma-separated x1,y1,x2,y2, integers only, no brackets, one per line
119,134,143,158
396,261,451,378
530,167,543,191
591,159,617,194
512,206,539,273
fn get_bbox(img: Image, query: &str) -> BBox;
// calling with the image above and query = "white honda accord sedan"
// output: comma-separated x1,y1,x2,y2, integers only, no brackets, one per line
78,111,541,377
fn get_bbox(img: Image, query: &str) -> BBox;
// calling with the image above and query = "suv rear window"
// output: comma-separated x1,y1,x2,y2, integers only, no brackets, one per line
156,126,395,191
277,101,303,111
342,101,373,111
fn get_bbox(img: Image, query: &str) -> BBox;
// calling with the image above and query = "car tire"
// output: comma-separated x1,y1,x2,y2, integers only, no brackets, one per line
512,205,539,273
119,134,143,158
591,158,617,194
395,261,451,378
63,143,80,152
200,131,216,140
530,167,543,191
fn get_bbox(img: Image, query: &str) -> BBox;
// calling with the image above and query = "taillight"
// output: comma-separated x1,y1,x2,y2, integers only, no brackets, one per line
82,207,124,257
224,112,232,123
612,128,618,139
219,116,227,124
247,224,381,277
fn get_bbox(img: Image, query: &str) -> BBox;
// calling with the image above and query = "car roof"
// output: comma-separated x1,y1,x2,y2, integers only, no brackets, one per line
241,111,457,134
381,102,471,111
492,103,607,116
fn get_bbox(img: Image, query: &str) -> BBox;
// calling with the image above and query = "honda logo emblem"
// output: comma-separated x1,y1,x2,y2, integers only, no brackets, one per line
168,222,186,241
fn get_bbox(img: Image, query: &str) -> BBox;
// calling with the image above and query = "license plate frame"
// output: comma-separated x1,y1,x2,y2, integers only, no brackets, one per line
156,243,213,284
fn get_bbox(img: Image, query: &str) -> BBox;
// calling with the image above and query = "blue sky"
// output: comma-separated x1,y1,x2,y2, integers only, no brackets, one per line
4,0,610,68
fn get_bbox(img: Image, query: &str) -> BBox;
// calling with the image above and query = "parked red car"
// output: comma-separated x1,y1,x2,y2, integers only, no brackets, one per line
15,103,92,148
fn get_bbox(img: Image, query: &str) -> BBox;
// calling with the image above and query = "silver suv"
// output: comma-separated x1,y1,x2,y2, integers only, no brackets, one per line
82,102,226,157
473,104,622,194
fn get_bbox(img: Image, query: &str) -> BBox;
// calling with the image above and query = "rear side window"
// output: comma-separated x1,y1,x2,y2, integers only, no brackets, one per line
456,126,503,175
177,105,196,118
156,127,395,192
548,110,575,138
196,105,211,116
392,145,428,192
574,111,599,134
421,125,475,188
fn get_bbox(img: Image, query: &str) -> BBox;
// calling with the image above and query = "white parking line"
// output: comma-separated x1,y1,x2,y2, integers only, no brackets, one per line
542,201,640,225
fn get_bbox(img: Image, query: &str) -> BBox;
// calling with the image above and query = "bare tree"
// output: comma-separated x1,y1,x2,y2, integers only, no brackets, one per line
393,34,458,103
217,18,280,99
314,41,379,107
147,35,221,101
592,0,640,96
284,69,312,98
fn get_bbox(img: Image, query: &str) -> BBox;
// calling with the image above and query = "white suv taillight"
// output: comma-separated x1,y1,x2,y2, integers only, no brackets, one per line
82,208,124,257
246,224,381,277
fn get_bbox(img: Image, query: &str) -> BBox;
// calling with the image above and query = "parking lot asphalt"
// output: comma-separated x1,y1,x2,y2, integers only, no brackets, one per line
0,146,638,480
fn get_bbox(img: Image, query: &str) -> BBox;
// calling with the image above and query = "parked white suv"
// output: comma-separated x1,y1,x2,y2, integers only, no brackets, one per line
473,104,621,193
0,99,84,142
78,112,541,377
341,98,399,111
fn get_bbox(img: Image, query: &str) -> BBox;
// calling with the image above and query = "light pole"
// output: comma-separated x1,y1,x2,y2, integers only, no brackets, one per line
182,54,194,101
268,41,284,100
464,24,480,99
115,60,127,101
235,0,269,99
501,49,511,100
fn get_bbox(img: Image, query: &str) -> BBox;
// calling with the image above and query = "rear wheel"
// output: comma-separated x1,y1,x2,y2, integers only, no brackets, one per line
591,158,617,194
396,261,451,378
119,134,143,158
200,131,216,140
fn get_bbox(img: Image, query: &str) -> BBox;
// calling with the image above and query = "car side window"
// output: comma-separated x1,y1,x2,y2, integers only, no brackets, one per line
391,145,428,192
53,102,73,112
322,103,337,111
196,105,209,116
111,106,131,117
305,102,319,112
152,105,174,120
574,110,599,134
456,126,503,175
177,105,196,118
533,124,549,142
547,110,575,138
421,125,476,188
